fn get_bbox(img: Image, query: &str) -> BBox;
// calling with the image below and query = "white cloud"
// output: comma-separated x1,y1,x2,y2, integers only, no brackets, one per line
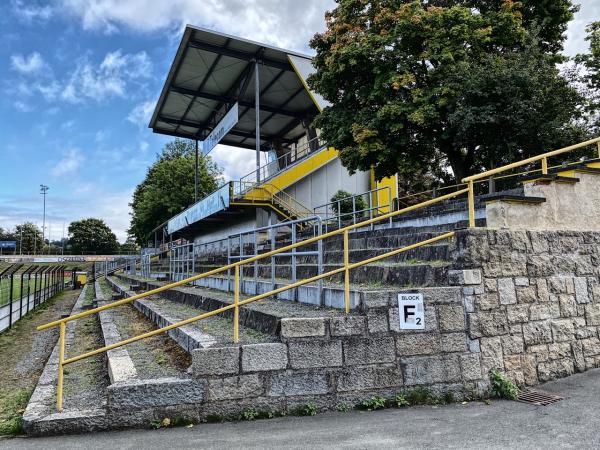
0,187,134,243
61,50,152,103
7,49,153,111
565,3,600,57
13,100,33,112
59,0,334,51
127,100,155,128
11,0,53,23
10,52,46,74
210,144,264,181
51,148,84,177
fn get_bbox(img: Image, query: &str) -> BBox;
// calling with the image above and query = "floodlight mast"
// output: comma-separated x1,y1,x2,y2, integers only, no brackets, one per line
40,184,49,255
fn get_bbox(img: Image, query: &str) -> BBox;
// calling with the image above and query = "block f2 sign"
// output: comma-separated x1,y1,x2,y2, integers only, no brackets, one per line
398,293,425,330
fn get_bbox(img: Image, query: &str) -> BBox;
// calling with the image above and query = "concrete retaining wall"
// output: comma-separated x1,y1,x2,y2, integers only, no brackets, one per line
452,228,600,385
188,286,487,419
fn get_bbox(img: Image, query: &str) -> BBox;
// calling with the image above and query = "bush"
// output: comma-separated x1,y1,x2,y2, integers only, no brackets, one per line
296,402,318,416
489,369,519,400
330,190,367,217
358,396,388,411
395,394,410,408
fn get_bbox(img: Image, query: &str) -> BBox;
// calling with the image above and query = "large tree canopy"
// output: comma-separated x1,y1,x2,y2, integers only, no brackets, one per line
308,0,587,182
68,218,119,254
128,139,222,245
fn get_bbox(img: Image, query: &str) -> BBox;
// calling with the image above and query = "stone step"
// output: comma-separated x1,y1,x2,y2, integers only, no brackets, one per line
112,274,355,336
95,279,190,381
193,239,451,268
190,261,450,288
109,278,277,344
23,284,110,435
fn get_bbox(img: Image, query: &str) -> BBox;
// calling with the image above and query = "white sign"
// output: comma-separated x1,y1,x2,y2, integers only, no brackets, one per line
202,102,238,155
398,293,425,330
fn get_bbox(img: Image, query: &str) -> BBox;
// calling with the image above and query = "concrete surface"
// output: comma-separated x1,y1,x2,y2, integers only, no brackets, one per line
4,368,600,450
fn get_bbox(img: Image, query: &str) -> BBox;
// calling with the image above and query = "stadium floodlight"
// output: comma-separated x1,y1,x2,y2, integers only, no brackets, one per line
40,184,49,255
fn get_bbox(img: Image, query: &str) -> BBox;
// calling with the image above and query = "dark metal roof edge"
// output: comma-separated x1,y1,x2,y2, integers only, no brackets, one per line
148,27,194,129
185,24,314,60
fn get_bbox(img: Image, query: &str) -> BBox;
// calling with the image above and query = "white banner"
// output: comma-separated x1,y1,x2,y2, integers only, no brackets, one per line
202,102,238,155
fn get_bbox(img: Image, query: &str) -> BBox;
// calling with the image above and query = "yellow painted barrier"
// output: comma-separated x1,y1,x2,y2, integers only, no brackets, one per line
37,188,468,411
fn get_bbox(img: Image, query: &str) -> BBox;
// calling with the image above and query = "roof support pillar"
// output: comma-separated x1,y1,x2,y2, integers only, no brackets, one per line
255,61,261,182
195,139,199,202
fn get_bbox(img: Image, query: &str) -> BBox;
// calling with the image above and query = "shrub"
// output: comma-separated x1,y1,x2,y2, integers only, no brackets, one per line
330,190,367,217
297,402,318,416
358,396,387,411
242,408,259,421
395,394,410,408
489,369,519,400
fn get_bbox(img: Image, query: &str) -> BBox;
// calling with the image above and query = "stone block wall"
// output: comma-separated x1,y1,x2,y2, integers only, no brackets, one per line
451,229,600,385
190,287,486,418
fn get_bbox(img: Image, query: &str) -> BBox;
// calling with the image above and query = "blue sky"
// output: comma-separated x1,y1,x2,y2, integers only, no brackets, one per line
0,1,598,242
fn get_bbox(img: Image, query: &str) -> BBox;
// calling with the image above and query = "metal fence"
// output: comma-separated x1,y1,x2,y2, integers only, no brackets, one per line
0,264,67,333
93,256,138,279
313,186,393,232
168,216,325,300
236,136,326,191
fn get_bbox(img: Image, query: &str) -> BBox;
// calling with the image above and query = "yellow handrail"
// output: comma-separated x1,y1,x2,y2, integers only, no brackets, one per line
463,137,600,183
38,187,467,411
462,136,600,227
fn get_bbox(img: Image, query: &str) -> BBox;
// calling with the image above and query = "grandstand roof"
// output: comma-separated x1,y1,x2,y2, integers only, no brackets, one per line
149,25,326,151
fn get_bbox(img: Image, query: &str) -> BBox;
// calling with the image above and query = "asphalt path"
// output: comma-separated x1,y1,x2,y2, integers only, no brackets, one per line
3,368,599,450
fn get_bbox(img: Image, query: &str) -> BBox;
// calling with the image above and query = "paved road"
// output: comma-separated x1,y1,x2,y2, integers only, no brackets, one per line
3,369,600,450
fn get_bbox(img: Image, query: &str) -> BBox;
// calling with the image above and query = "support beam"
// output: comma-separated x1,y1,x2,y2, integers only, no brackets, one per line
175,39,230,135
170,86,305,119
194,140,199,202
157,116,293,144
255,61,261,182
188,40,293,72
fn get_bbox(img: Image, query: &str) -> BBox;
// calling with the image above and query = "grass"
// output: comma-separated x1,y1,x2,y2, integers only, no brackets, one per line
0,278,40,307
0,289,80,436
0,389,31,436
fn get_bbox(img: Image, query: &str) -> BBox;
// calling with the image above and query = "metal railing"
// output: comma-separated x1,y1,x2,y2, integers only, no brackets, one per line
38,136,600,412
314,186,392,232
1,265,66,332
37,188,465,411
463,137,600,227
232,181,314,220
237,136,326,187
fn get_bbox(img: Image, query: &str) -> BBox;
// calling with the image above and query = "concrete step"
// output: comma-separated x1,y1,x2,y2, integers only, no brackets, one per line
23,284,111,435
190,261,450,288
112,274,355,335
95,279,190,381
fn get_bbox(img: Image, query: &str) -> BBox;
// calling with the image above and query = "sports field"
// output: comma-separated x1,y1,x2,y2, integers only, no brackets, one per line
0,277,43,307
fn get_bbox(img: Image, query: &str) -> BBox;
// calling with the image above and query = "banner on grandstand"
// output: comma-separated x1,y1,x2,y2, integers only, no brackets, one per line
167,183,231,234
0,241,17,249
202,102,238,155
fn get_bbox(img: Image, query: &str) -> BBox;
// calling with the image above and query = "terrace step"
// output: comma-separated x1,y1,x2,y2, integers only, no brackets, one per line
480,194,546,205
108,276,291,343
95,279,190,381
552,163,600,177
190,261,451,288
23,284,110,435
519,174,579,185
114,273,359,331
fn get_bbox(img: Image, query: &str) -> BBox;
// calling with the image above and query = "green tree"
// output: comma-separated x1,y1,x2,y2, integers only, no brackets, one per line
581,21,600,90
119,236,139,254
129,139,222,245
68,218,120,254
576,21,600,133
330,190,367,216
308,0,587,182
14,223,43,254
